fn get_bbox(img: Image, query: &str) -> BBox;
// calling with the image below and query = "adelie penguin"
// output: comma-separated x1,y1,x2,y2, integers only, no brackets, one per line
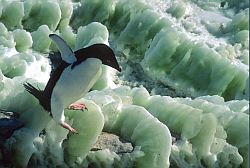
24,34,121,134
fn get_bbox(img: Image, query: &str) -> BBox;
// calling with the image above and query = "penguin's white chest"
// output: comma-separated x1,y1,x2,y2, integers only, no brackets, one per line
52,58,102,107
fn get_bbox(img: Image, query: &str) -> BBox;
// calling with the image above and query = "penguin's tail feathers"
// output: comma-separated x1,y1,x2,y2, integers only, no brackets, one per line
23,82,43,101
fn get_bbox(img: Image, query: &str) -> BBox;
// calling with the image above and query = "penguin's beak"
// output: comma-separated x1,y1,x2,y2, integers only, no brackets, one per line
113,63,122,72
110,65,121,72
104,59,122,72
117,67,122,72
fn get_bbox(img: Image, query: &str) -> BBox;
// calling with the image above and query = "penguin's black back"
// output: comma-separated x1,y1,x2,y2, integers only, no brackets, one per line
24,61,70,112
42,61,70,111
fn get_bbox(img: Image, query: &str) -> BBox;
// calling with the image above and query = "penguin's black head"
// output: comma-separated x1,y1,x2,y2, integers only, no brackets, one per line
74,43,122,72
92,44,121,72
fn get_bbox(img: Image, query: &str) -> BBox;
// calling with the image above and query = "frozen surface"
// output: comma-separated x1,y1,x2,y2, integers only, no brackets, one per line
0,0,248,168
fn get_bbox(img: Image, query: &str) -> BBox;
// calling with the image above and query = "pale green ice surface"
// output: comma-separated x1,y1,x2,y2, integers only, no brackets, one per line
64,100,104,166
86,88,172,168
86,86,247,168
0,0,248,168
71,0,249,100
13,29,33,52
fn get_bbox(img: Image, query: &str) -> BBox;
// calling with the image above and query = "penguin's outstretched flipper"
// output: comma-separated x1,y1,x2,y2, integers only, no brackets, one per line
49,34,77,64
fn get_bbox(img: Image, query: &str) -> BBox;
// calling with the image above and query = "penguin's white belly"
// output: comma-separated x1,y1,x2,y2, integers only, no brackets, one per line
52,58,102,108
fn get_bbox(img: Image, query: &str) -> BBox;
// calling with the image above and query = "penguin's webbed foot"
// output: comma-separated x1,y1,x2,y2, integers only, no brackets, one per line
60,122,78,134
68,103,88,111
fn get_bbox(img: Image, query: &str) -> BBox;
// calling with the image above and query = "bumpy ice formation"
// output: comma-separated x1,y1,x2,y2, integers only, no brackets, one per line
0,0,248,168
